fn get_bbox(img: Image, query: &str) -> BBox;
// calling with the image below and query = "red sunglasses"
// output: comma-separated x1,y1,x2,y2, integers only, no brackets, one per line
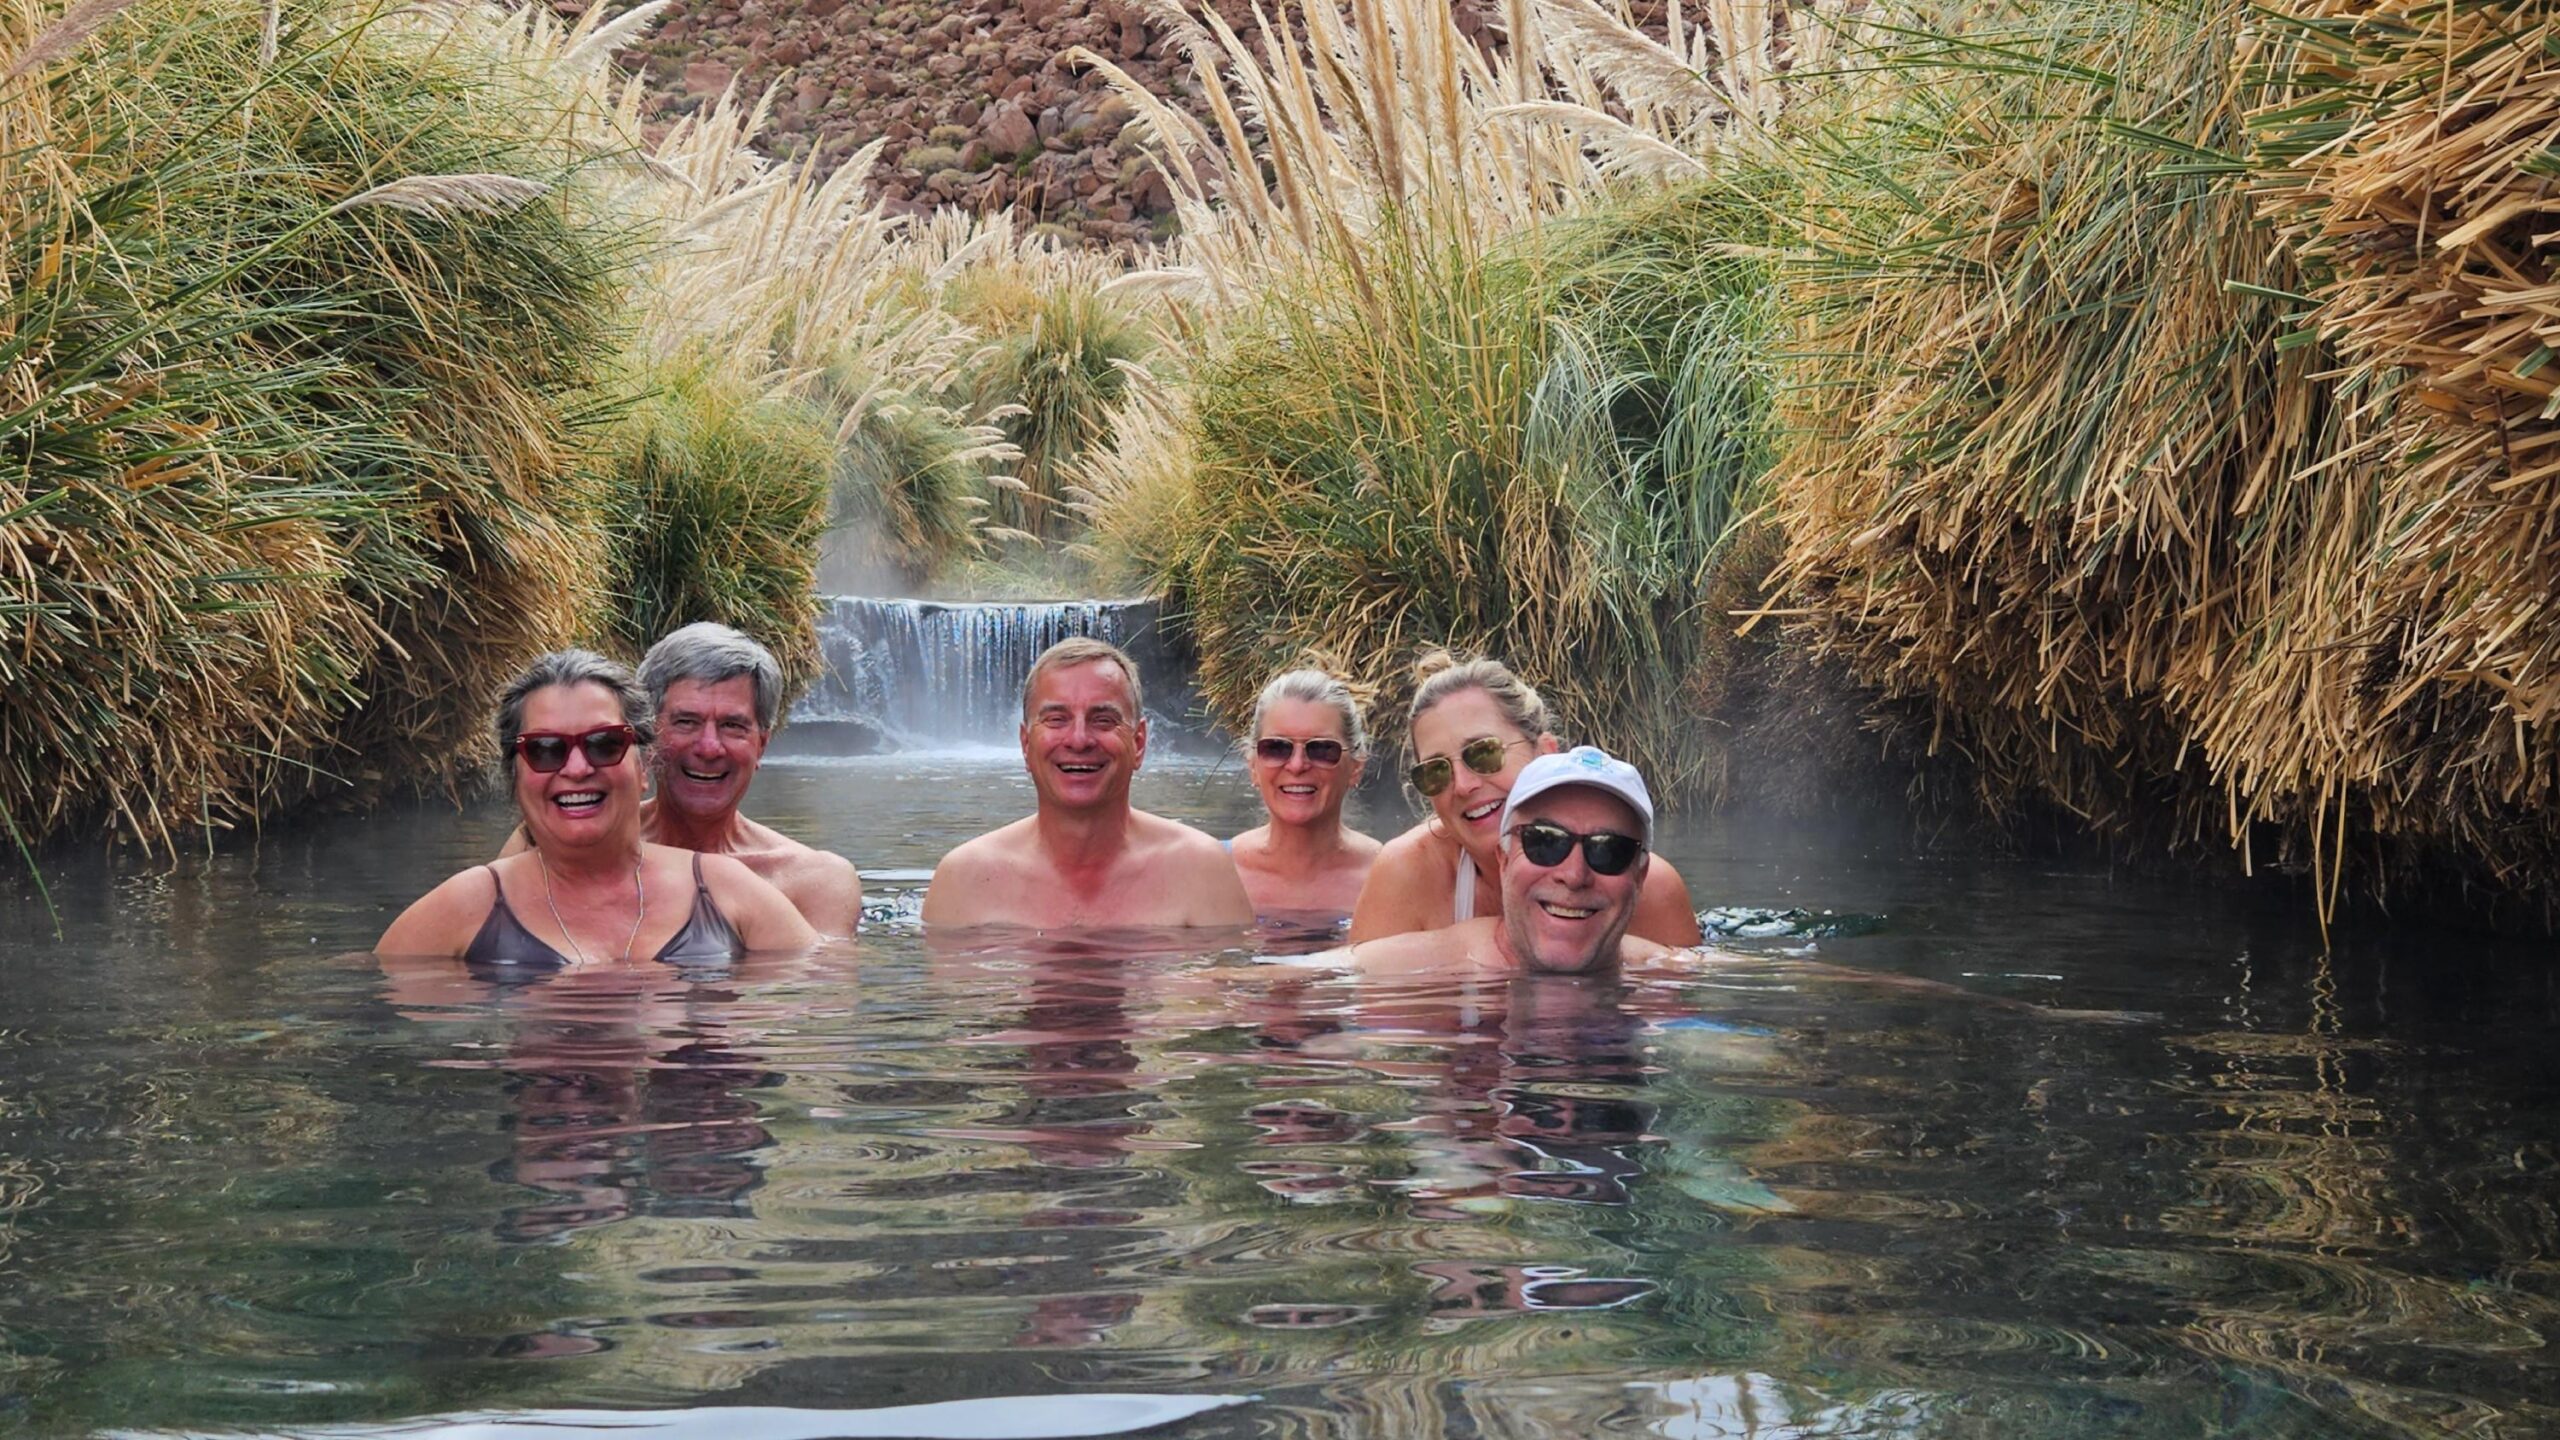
513,724,639,773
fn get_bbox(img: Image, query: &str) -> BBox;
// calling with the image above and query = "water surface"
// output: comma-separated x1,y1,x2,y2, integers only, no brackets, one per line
2,749,2553,1438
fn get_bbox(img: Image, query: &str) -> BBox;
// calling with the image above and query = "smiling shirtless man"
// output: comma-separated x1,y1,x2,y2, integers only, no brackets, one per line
922,637,1253,931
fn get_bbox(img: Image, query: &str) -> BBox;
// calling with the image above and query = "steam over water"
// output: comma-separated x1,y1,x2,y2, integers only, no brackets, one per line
1,747,2555,1438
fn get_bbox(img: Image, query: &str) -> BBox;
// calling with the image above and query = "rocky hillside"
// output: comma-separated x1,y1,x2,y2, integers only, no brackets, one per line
626,0,1507,248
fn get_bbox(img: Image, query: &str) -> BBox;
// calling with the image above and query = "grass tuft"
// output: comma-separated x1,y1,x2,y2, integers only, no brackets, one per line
974,286,1147,541
1768,0,2560,924
0,0,627,851
598,357,833,684
1122,180,1780,796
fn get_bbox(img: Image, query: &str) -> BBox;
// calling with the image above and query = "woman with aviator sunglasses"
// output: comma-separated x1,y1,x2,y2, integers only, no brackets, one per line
1226,668,1384,919
379,651,814,965
1346,651,1701,946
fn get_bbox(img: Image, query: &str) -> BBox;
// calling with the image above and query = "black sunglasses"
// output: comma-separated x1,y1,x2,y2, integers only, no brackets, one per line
1254,736,1346,767
514,724,639,774
1508,819,1645,876
1409,735,1526,797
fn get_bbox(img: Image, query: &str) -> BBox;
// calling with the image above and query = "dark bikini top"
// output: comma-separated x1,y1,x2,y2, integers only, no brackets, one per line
464,853,742,978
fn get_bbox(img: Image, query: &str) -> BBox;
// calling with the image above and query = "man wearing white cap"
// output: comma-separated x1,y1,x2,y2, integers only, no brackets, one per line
1352,746,1668,976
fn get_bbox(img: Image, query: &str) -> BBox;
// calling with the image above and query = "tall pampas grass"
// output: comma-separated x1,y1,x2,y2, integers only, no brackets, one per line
2,0,143,81
0,0,624,866
1770,0,2560,925
1068,0,1832,791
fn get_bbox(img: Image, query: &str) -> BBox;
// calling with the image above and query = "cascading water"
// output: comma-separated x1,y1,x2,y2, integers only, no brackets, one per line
789,596,1199,751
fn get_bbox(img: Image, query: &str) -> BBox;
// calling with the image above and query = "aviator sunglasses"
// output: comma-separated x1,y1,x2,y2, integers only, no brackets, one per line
513,724,640,774
1254,736,1346,766
1508,819,1645,876
1409,735,1528,797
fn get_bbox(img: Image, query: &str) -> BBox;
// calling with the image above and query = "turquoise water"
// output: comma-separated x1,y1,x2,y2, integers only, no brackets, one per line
1,750,2554,1437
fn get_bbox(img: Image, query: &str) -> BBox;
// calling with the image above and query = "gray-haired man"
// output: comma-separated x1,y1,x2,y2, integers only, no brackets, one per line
506,622,863,935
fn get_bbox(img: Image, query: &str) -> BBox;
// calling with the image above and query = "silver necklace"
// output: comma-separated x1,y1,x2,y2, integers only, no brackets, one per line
536,848,645,964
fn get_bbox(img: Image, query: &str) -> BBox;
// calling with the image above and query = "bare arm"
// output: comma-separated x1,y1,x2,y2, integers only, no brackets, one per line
1633,856,1704,946
1347,931,1435,976
702,854,818,951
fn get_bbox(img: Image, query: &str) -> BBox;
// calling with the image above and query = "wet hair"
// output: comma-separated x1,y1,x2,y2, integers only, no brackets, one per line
640,621,783,731
494,650,655,761
1407,648,1553,749
1021,636,1144,720
1250,667,1370,761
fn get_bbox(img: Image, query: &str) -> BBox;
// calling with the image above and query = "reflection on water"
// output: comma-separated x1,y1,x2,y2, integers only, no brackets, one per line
1,754,2556,1437
431,979,779,1247
103,1392,1262,1439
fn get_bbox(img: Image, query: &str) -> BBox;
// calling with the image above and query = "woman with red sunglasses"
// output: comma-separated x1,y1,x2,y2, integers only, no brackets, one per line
1226,668,1384,921
1345,650,1701,948
379,651,815,966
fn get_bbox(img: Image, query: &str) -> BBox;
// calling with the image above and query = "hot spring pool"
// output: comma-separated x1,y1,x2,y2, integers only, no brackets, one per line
0,749,2553,1438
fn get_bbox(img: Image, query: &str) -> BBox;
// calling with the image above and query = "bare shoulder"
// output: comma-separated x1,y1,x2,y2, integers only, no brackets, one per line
1363,825,1454,893
729,820,860,889
688,848,764,889
770,845,864,935
746,829,859,887
1371,821,1442,870
933,819,1035,879
734,817,828,869
922,818,1036,924
377,865,499,957
669,844,780,899
1134,808,1231,859
1634,854,1703,946
1346,822,1453,942
688,849,818,948
1133,809,1254,923
795,846,861,884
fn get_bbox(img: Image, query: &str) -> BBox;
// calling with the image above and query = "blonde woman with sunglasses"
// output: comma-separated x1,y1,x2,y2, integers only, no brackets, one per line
1227,668,1384,919
1345,651,1701,947
379,650,814,966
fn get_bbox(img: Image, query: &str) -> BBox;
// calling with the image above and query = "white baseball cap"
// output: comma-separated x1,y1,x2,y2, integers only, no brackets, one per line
1500,745,1654,846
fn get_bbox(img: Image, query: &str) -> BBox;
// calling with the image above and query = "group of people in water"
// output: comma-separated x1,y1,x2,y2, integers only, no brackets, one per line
378,623,1698,979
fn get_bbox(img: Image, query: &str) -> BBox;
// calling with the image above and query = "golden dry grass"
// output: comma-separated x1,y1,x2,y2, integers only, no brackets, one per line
1772,0,2560,922
0,0,622,855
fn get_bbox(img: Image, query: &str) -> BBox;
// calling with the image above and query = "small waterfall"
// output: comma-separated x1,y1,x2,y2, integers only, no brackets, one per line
789,596,1198,751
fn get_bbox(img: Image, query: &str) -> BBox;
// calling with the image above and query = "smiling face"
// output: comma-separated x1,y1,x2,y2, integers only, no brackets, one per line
653,674,768,824
1409,685,1556,861
1496,785,1650,975
1021,658,1146,813
514,680,645,850
1251,696,1363,830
